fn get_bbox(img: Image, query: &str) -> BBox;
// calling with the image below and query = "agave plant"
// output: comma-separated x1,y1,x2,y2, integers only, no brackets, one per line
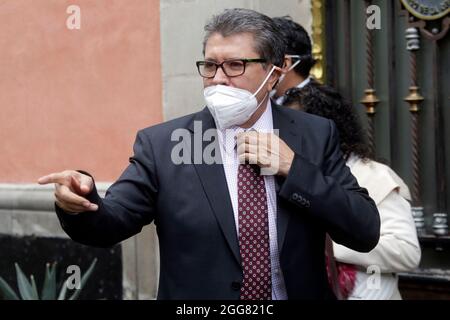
0,258,97,300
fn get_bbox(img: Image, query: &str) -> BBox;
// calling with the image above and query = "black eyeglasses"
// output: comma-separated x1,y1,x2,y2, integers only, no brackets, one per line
196,58,267,78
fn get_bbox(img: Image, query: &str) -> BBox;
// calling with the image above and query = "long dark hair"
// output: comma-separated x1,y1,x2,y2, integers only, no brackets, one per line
284,83,373,161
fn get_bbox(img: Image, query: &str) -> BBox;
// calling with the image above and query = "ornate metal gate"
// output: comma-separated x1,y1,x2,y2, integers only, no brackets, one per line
315,0,450,298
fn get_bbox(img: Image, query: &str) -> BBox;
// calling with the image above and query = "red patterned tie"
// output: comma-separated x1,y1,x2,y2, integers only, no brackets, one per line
237,163,271,300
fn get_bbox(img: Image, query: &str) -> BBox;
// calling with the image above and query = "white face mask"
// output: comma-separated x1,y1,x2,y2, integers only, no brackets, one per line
204,66,277,130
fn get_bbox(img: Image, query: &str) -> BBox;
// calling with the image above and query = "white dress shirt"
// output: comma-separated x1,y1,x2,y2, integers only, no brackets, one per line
216,100,288,300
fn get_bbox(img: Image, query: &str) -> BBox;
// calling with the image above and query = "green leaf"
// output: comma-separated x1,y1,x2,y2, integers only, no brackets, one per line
15,263,36,300
0,277,19,300
30,275,39,300
41,262,57,300
69,258,97,300
57,279,68,300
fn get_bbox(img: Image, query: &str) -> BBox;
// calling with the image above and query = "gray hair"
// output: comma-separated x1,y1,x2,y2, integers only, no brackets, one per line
202,8,286,68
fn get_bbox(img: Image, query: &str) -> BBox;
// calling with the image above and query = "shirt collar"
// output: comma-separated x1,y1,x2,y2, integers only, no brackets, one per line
346,152,359,168
222,99,274,134
217,100,274,154
275,76,312,105
296,76,312,89
248,99,274,132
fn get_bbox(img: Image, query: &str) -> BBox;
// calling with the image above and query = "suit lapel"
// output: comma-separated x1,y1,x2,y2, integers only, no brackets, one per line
272,102,302,254
188,108,241,265
188,104,303,263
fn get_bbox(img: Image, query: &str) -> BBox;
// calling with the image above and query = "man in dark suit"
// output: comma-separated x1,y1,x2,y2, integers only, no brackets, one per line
38,9,380,300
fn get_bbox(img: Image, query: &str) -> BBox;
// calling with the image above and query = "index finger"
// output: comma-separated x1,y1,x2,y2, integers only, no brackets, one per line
38,172,68,185
236,131,258,147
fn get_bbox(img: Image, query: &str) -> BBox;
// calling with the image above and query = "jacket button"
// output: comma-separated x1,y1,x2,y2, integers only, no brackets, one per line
231,281,241,291
292,193,299,200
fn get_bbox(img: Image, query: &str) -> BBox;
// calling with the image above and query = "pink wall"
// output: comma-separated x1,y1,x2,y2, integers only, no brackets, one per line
0,0,162,182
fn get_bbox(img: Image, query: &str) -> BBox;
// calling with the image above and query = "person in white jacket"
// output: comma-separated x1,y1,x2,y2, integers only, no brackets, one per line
283,83,421,300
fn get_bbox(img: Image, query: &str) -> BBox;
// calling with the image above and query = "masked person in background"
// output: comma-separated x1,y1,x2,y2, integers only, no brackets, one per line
38,9,380,300
274,16,421,300
271,16,318,106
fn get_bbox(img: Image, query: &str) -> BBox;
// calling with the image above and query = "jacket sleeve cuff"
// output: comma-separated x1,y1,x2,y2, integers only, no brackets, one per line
55,170,103,229
278,153,318,209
